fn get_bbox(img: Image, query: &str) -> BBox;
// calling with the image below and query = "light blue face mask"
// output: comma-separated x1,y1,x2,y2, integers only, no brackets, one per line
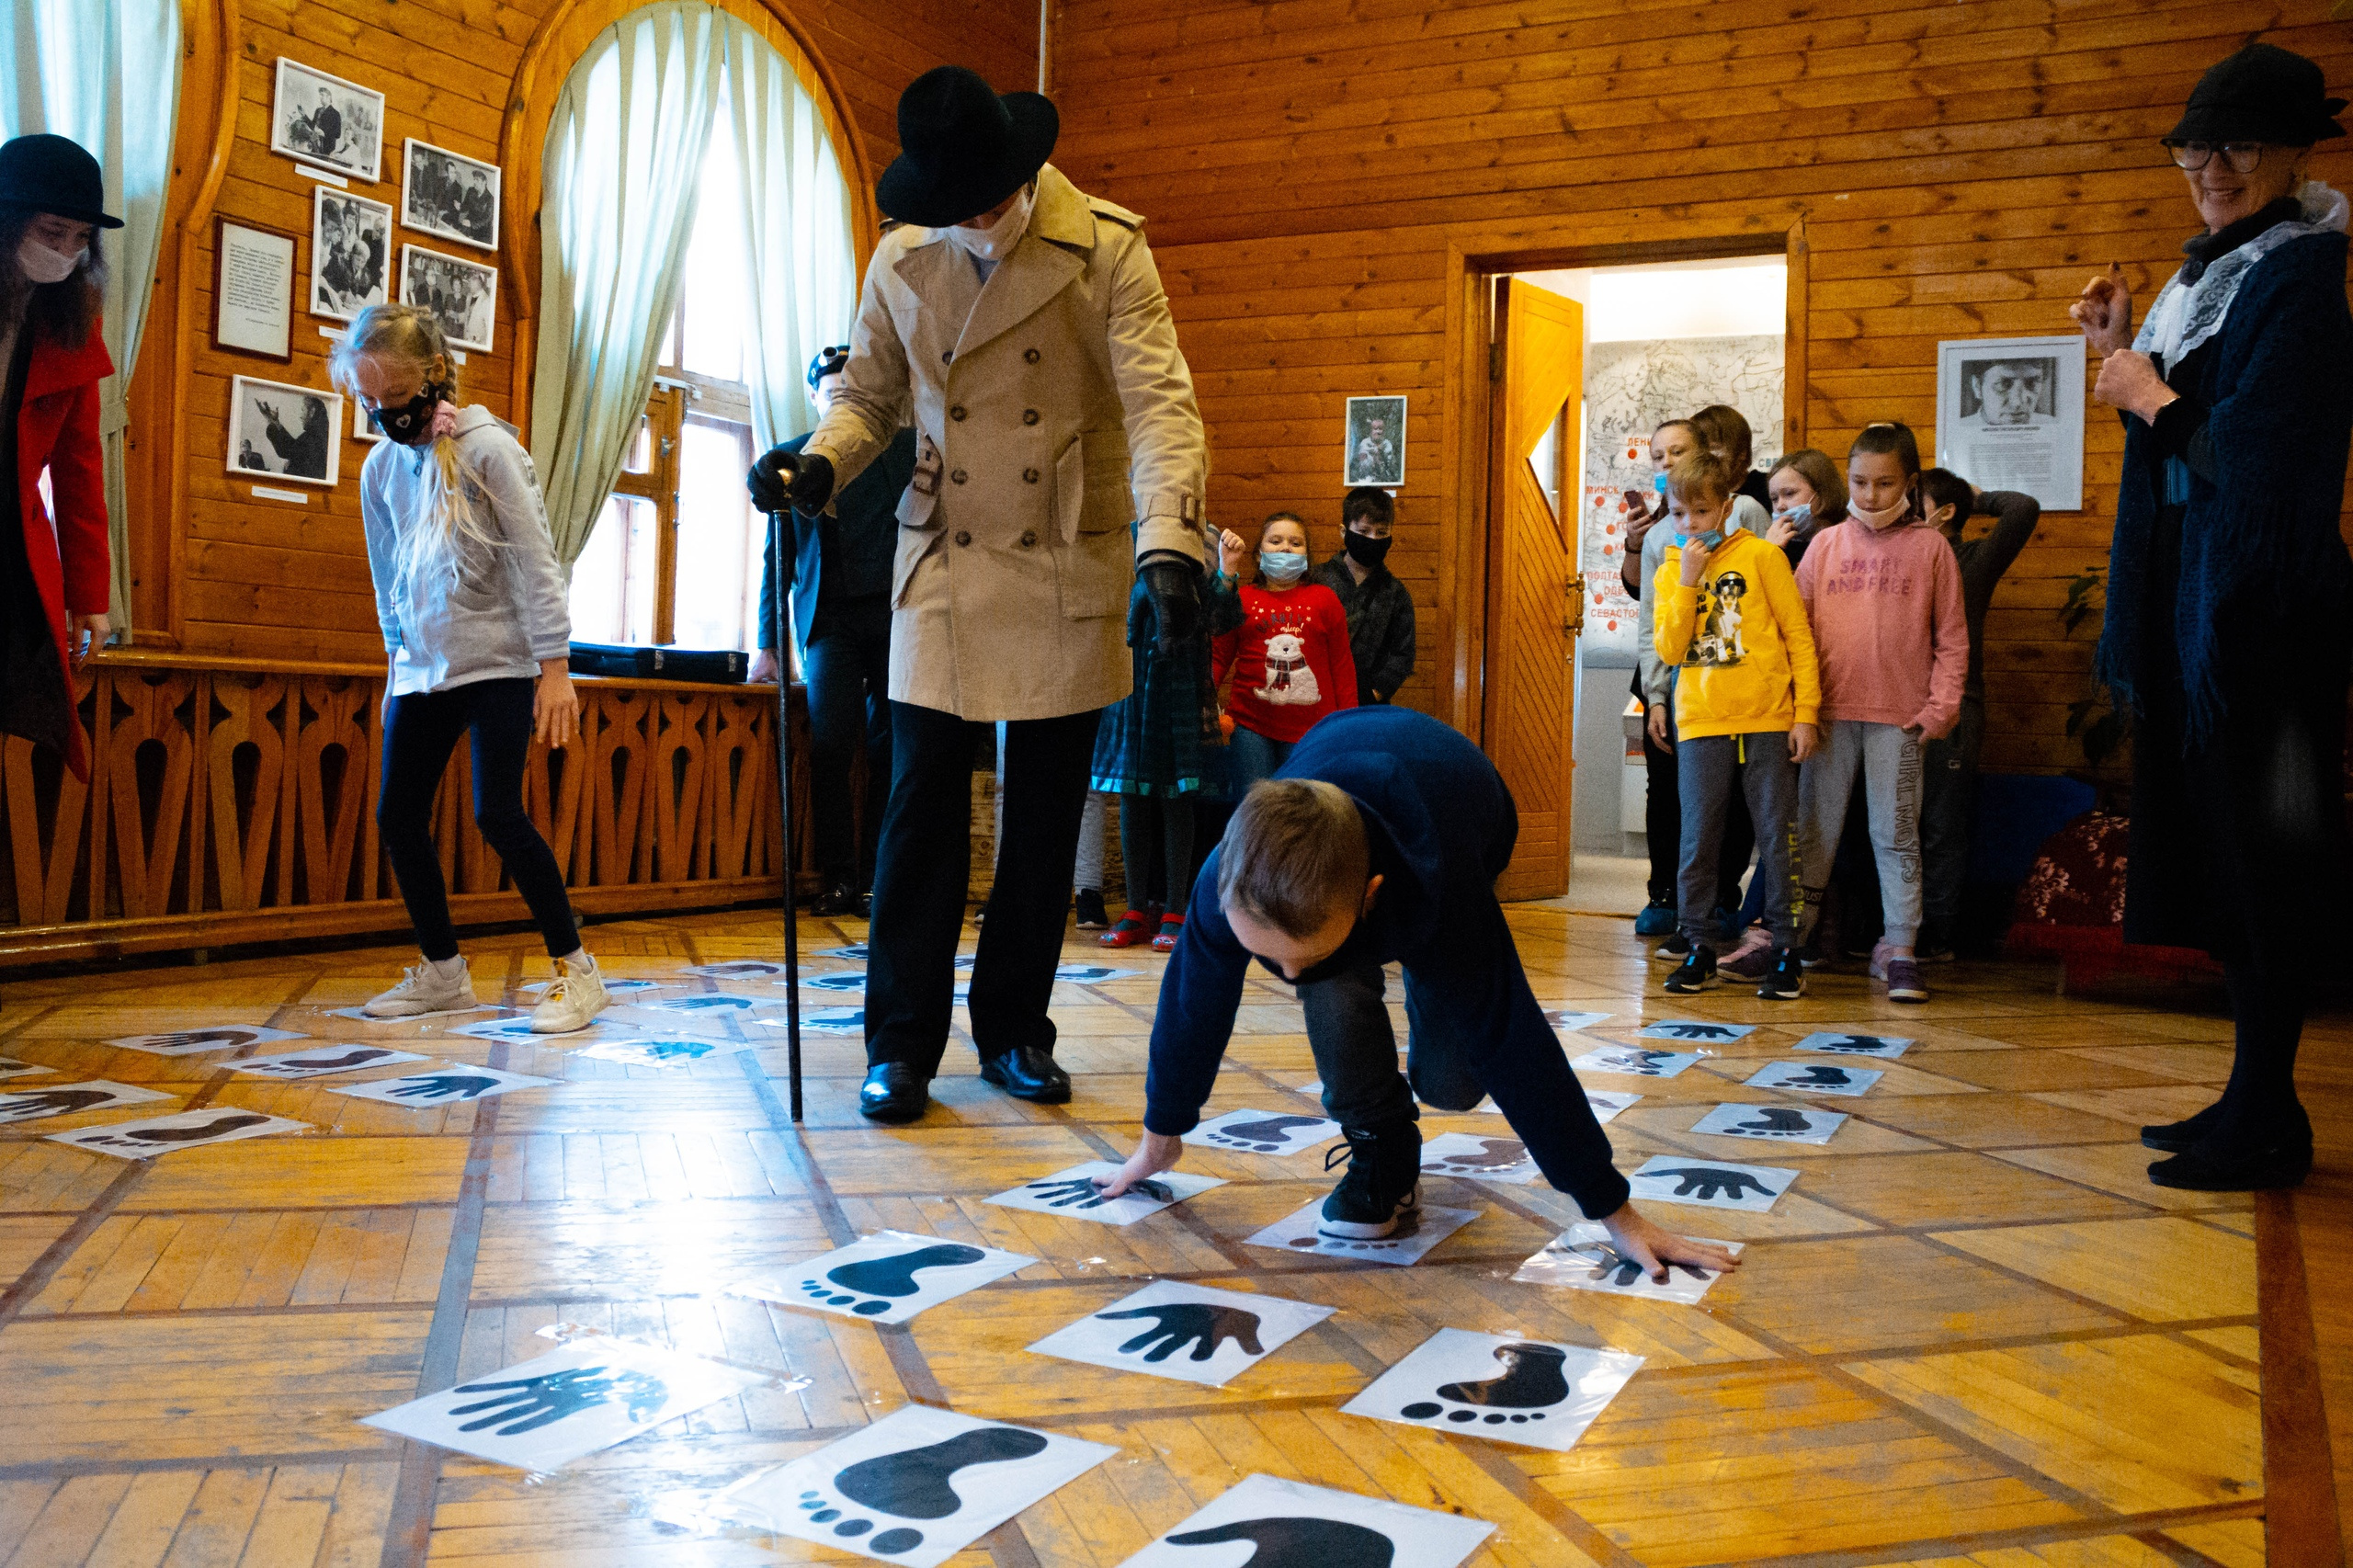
1653,472,1670,495
1259,551,1308,583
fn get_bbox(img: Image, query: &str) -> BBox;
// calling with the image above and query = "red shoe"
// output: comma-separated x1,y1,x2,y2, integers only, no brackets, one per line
1152,913,1186,952
1100,908,1158,949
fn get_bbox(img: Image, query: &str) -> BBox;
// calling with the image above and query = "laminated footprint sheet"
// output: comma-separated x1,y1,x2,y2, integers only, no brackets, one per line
50,1108,309,1157
1114,1473,1495,1567
233,1046,429,1079
1244,1199,1481,1266
1690,1102,1847,1145
1341,1326,1643,1451
735,1231,1033,1324
1183,1108,1342,1155
1745,1061,1881,1096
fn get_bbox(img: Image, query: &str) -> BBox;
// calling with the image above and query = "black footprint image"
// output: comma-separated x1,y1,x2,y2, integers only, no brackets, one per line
1426,1137,1528,1176
1097,1302,1265,1363
802,1243,986,1316
790,1427,1049,1552
1643,1165,1779,1202
269,1049,401,1073
103,1113,271,1144
1401,1341,1568,1428
1784,1066,1854,1089
1210,1114,1325,1152
1818,1035,1901,1053
1165,1516,1396,1566
1730,1107,1816,1136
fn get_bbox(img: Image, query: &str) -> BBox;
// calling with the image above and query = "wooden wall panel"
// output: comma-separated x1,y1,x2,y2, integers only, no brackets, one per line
1052,0,2353,771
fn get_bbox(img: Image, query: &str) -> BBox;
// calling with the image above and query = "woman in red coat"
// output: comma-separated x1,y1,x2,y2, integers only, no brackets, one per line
0,134,119,781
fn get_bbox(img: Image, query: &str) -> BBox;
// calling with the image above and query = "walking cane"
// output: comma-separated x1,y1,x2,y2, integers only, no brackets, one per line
767,506,804,1121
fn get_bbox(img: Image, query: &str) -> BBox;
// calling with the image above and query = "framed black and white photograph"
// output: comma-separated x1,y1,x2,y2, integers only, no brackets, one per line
269,58,384,183
311,187,392,321
226,375,343,488
1343,394,1406,486
355,396,382,443
400,244,497,352
211,219,295,360
1935,333,2085,512
403,139,501,252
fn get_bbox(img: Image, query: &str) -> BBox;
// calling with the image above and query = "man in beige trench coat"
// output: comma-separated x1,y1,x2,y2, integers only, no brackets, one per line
749,65,1210,1124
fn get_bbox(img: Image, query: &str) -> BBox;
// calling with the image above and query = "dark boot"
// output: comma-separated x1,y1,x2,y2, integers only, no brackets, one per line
1318,1122,1422,1238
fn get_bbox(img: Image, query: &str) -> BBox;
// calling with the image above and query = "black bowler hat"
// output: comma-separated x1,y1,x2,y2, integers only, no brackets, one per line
875,66,1057,229
0,133,122,228
2169,42,2346,146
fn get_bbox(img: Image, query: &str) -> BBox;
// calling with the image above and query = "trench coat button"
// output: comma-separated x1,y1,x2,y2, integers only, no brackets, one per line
1023,467,1040,483
950,469,968,484
1022,408,1040,425
1019,529,1038,548
950,405,967,421
941,349,952,364
954,529,972,547
1023,347,1040,364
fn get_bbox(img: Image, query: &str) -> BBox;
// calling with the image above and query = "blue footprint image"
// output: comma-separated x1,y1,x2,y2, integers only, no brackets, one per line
1206,1114,1326,1152
1165,1516,1396,1566
788,1426,1049,1553
1400,1341,1568,1428
801,1243,986,1316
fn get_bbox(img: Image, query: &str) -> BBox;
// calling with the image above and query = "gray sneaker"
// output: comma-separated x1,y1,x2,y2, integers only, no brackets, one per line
363,958,475,1017
1884,957,1928,1004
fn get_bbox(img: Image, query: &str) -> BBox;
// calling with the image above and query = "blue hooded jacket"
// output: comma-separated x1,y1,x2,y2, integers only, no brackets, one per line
1144,706,1630,1218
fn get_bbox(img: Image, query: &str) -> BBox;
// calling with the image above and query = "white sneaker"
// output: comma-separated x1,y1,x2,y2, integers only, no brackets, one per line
363,958,476,1017
530,954,609,1034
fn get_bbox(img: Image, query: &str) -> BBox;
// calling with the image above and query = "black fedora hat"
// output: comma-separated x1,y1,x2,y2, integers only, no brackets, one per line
0,133,122,229
2168,42,2346,146
876,66,1057,229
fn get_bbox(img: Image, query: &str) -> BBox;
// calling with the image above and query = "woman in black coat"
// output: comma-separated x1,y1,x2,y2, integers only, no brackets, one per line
2074,42,2353,1190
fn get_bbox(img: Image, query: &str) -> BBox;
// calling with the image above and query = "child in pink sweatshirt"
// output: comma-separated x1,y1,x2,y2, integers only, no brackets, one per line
1792,422,1967,1003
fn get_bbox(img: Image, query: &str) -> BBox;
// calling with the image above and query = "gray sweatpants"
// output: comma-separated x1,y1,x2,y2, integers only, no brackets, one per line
1677,733,1801,949
1798,719,1924,948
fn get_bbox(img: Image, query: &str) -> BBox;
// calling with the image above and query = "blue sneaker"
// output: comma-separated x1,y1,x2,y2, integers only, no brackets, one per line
1634,900,1677,937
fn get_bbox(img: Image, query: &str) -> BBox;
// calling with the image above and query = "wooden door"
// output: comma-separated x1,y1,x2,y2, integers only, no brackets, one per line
1480,277,1585,901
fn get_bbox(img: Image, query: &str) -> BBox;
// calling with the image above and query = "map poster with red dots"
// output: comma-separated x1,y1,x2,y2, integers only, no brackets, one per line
1341,1327,1643,1452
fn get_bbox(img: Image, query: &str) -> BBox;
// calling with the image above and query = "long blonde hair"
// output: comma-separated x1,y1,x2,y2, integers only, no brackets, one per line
329,303,496,597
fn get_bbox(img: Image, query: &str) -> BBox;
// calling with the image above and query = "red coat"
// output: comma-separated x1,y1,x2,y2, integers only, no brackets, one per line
14,324,112,779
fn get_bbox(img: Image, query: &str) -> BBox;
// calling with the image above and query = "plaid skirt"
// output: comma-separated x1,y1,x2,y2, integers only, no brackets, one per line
1091,577,1228,799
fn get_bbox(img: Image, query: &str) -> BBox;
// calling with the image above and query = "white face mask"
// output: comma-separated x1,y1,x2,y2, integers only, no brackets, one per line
1849,495,1910,528
946,186,1034,263
17,237,84,286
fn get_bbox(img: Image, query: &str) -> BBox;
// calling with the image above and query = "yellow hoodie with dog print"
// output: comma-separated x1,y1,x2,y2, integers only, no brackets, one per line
1654,529,1822,741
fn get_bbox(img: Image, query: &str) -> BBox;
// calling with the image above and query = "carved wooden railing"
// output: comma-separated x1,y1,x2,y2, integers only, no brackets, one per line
0,653,799,965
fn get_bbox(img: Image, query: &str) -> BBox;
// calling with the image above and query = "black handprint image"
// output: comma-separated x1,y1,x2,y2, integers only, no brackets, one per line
383,1075,501,1102
1563,1240,1712,1288
1649,1023,1740,1040
1426,1137,1529,1175
1027,1176,1175,1210
446,1365,668,1436
1208,1114,1325,1152
1643,1165,1779,1201
103,1114,270,1144
0,1089,131,1122
1165,1517,1397,1567
1096,1302,1267,1363
132,1030,259,1051
1732,1107,1815,1136
660,994,753,1012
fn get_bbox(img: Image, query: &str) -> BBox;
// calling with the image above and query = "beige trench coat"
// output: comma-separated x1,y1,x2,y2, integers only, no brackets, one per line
804,164,1210,722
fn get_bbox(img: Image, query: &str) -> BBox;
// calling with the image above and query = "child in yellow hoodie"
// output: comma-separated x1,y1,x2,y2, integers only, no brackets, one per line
1654,451,1822,999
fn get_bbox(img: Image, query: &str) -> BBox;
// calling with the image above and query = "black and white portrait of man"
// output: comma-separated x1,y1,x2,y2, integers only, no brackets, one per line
269,59,385,183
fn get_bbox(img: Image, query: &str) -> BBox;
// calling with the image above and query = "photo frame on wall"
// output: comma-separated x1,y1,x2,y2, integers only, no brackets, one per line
227,375,342,488
268,58,385,184
1345,394,1406,487
311,187,392,322
1934,334,2085,513
399,244,497,352
211,219,295,360
355,398,382,443
403,140,501,252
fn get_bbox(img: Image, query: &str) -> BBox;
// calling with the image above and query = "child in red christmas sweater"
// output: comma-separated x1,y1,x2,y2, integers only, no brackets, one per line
1213,511,1357,791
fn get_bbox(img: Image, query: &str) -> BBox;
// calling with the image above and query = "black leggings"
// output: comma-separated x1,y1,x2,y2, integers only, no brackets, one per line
379,678,579,961
1118,793,1196,913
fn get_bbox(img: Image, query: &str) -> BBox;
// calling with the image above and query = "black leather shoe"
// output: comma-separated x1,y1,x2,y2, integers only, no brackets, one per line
858,1062,930,1123
2140,1102,2222,1153
813,880,861,916
2147,1139,2312,1191
979,1045,1070,1103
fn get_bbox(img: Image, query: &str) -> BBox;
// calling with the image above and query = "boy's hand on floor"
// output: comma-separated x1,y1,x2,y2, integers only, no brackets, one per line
1094,1131,1184,1198
1789,722,1818,763
1598,1203,1743,1282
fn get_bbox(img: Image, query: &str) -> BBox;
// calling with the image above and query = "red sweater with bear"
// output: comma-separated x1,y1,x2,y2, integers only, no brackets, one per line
1213,581,1358,744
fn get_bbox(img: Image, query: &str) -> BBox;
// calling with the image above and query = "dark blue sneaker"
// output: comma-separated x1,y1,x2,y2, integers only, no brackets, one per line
1664,946,1719,994
1634,899,1677,937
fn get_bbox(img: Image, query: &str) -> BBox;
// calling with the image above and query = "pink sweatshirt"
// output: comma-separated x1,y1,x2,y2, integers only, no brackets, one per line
1792,518,1968,737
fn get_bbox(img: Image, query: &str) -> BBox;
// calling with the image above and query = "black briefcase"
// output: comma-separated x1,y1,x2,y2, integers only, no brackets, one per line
567,642,750,684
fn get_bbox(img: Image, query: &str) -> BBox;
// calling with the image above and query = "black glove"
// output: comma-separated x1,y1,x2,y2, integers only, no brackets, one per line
746,446,835,515
1139,552,1203,657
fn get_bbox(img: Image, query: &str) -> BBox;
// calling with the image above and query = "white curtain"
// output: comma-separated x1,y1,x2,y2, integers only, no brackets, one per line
720,14,857,456
1,0,184,636
530,1,725,568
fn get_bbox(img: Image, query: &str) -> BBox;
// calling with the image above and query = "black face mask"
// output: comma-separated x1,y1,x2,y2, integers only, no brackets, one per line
1343,529,1392,567
368,381,451,446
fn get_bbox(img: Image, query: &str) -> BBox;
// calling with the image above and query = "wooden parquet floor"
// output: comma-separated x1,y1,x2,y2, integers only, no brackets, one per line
0,902,2318,1567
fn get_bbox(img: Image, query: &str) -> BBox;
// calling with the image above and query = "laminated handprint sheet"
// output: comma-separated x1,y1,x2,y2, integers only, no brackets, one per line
574,1036,751,1069
1027,1280,1334,1387
734,1231,1035,1324
1112,1474,1494,1568
1514,1221,1743,1304
1569,1045,1699,1079
774,1007,866,1035
103,1025,305,1056
1624,1153,1798,1211
1181,1108,1342,1156
363,1335,765,1471
1553,1010,1612,1034
984,1162,1224,1226
328,1064,556,1105
1632,1019,1755,1043
0,1080,173,1123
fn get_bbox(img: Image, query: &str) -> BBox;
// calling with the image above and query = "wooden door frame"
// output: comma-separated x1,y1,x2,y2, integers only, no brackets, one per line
1438,221,1807,746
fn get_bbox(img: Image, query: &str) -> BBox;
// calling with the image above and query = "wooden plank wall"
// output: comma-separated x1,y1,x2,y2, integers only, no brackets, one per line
138,0,1035,664
1049,0,2353,772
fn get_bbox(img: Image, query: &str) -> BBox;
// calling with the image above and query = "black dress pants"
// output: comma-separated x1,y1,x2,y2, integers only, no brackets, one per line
802,595,892,890
865,700,1100,1074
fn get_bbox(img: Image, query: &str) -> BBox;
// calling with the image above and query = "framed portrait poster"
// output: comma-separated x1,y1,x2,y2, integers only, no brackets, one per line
227,375,343,489
211,220,295,360
310,187,393,321
399,244,497,352
402,139,501,252
1345,394,1405,487
1935,334,2085,512
268,58,385,184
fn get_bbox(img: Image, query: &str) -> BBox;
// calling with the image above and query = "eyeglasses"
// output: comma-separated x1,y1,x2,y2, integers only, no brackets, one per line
2162,141,2267,174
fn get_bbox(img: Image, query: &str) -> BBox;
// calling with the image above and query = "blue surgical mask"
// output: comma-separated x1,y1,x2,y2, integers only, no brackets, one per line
1775,502,1812,530
1652,472,1670,495
1259,551,1308,583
